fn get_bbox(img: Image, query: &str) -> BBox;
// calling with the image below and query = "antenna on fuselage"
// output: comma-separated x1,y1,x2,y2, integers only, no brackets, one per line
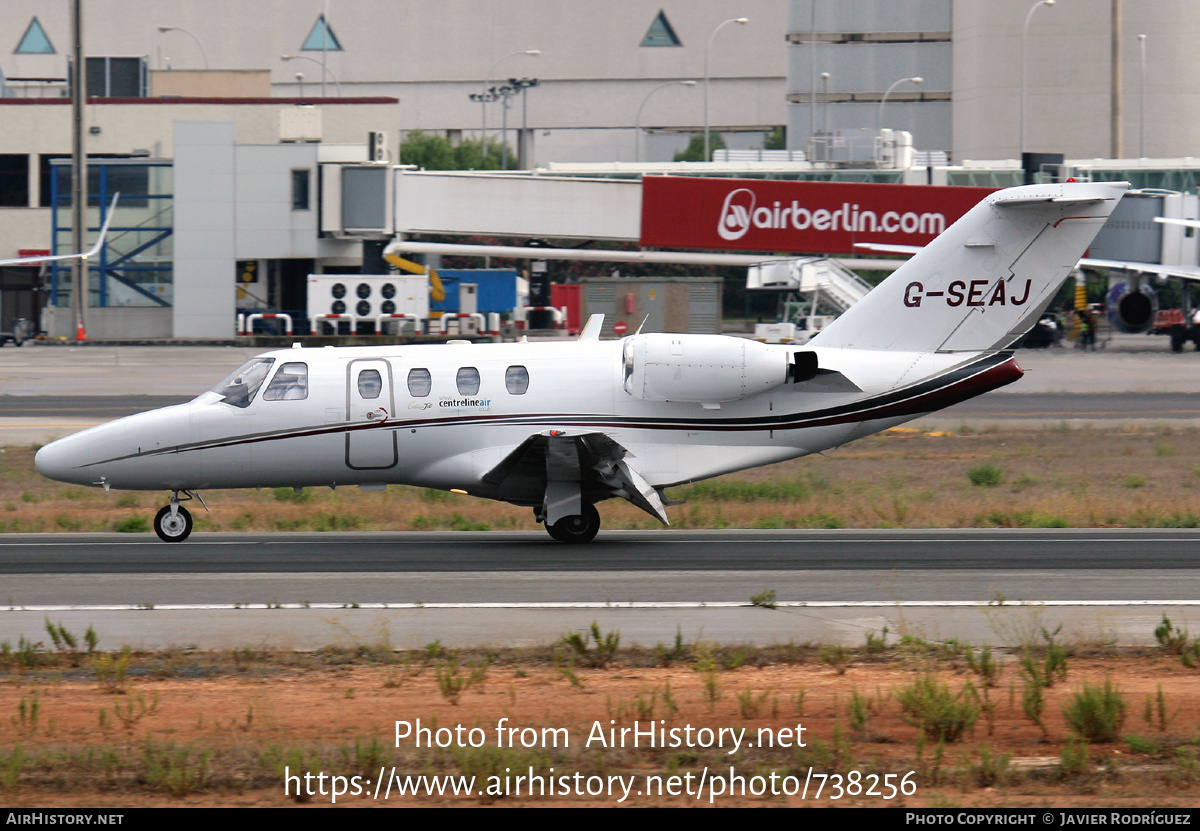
578,314,604,341
633,315,649,335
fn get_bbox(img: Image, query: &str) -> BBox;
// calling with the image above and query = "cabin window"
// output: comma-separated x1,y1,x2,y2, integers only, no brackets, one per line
357,368,382,399
505,365,529,395
263,362,309,401
209,358,275,408
456,367,480,396
407,368,431,397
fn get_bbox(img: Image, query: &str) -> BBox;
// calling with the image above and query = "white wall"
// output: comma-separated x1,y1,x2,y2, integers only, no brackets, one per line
234,144,319,259
172,121,236,338
953,0,1200,161
0,208,50,261
393,171,642,240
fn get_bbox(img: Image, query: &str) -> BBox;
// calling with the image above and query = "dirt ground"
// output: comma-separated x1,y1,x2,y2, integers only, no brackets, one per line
4,424,1200,807
4,646,1200,808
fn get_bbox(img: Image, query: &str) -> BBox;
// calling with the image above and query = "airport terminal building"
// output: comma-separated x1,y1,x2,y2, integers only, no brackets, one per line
2,0,1199,340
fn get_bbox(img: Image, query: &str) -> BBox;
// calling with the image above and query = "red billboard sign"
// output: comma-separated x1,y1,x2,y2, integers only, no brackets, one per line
640,177,995,255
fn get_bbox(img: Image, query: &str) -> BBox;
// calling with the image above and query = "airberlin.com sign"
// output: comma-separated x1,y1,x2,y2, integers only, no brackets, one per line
639,177,994,255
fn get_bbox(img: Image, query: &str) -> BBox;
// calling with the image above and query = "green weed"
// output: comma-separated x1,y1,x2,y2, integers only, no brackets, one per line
562,622,620,669
749,589,777,609
966,744,1013,788
1060,734,1090,778
1062,678,1127,743
967,463,1004,487
896,674,979,743
820,644,849,675
141,739,211,797
114,516,149,533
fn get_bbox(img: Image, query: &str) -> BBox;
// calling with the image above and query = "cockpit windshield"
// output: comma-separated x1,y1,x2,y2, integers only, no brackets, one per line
208,358,275,408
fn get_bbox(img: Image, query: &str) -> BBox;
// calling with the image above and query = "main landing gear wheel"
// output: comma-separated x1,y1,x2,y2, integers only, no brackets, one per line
546,503,600,544
154,504,193,542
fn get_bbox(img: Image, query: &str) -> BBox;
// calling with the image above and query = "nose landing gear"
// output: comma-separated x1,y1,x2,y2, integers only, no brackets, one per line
153,491,205,542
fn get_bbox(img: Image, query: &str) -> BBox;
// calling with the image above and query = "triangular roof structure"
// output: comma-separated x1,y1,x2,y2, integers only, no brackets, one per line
16,17,55,55
302,14,343,51
641,11,681,47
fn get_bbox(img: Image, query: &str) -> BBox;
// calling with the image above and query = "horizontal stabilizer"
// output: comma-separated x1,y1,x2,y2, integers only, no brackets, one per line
992,195,1113,207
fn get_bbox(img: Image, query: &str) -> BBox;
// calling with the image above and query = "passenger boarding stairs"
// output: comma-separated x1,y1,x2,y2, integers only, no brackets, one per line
749,255,872,309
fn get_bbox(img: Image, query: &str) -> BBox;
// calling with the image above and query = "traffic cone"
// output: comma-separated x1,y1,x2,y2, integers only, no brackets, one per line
75,318,87,342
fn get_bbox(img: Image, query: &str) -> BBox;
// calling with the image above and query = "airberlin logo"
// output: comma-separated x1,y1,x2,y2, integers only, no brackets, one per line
717,187,947,241
718,188,756,240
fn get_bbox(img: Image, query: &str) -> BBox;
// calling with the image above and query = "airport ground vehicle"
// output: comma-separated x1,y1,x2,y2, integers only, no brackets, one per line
0,317,31,347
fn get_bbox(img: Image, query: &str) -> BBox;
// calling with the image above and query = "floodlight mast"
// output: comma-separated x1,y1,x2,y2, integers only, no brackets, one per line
71,0,87,340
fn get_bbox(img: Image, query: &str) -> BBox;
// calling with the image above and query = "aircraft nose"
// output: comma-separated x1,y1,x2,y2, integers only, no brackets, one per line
35,436,88,485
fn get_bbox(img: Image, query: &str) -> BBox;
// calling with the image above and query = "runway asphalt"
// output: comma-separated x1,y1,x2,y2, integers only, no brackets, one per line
2,340,1199,650
2,530,1199,650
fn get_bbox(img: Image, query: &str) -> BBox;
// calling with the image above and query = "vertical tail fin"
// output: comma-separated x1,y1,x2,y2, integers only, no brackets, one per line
809,181,1128,353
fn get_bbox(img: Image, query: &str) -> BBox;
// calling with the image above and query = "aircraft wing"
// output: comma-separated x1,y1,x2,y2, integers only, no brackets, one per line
0,193,120,266
852,244,1200,284
1078,257,1200,283
1155,217,1200,230
481,431,670,525
853,242,921,256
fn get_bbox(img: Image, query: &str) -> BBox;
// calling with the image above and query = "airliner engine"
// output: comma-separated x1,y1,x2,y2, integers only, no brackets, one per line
622,333,796,403
1107,280,1158,333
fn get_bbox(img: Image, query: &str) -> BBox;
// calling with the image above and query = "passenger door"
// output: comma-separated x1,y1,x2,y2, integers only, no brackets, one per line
345,359,397,470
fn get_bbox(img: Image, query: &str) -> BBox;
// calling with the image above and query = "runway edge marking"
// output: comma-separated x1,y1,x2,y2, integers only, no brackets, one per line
7,600,1200,613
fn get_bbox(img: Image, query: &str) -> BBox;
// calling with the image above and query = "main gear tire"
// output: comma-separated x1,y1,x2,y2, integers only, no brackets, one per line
546,503,600,544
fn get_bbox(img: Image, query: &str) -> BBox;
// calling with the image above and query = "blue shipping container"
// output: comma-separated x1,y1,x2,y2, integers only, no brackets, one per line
431,269,523,314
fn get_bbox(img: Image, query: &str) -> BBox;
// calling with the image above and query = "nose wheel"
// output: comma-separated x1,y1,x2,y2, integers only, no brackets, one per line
545,502,600,544
154,501,194,542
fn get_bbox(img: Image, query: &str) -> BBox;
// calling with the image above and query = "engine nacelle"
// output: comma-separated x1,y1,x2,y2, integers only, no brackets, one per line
1107,280,1158,333
622,333,791,403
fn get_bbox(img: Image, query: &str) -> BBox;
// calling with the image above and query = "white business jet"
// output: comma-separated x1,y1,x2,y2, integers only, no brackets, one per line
35,181,1127,543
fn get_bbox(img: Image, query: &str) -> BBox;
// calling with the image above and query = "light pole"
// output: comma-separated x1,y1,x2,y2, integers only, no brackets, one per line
480,50,539,144
1138,33,1147,158
507,77,539,168
294,72,304,98
1021,0,1055,156
820,71,830,135
157,26,209,70
636,80,696,162
495,84,521,169
877,76,922,132
282,54,341,97
704,17,748,161
469,88,501,161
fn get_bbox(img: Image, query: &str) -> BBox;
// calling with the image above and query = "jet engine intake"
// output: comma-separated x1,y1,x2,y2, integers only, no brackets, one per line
1107,280,1158,334
622,333,790,403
